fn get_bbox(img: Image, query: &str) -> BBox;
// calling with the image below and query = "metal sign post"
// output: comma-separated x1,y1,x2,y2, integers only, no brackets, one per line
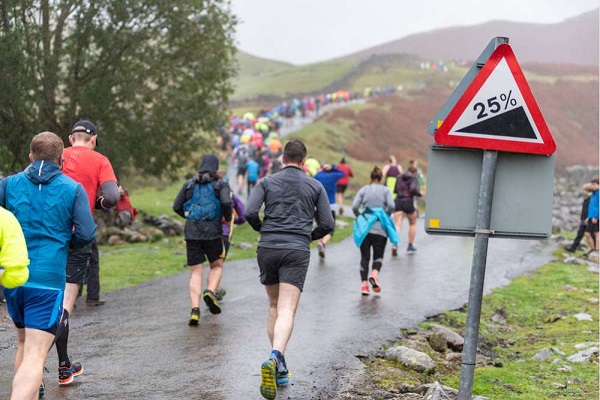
458,150,497,400
427,36,556,399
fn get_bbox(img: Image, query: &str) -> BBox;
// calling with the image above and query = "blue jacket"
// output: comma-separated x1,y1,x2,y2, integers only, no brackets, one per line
353,207,399,247
314,167,345,205
0,160,96,290
246,159,260,183
589,189,599,220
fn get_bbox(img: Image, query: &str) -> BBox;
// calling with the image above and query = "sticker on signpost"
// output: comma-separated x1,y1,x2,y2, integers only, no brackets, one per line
435,44,556,155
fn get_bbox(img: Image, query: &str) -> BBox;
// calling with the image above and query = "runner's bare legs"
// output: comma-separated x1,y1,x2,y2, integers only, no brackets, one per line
11,328,54,399
265,283,301,351
206,259,223,293
189,264,204,308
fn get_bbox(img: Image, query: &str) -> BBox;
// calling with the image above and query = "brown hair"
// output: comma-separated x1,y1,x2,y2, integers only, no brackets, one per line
30,132,64,163
283,139,307,164
370,166,383,182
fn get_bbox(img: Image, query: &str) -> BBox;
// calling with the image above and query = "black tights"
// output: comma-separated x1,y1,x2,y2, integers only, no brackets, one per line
360,234,387,281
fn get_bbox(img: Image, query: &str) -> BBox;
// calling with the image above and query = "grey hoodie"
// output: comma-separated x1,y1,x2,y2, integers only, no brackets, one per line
352,183,395,237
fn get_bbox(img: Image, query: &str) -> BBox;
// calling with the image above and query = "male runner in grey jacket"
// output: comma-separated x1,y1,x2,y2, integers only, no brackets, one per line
245,139,333,399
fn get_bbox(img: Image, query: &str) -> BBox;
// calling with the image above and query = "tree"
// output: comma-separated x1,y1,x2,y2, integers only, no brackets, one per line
0,0,238,177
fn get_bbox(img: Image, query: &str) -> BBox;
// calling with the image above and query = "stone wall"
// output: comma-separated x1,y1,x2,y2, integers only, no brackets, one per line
553,166,599,233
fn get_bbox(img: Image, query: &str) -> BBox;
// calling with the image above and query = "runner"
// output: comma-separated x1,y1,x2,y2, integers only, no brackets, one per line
382,155,402,256
394,163,423,254
173,154,232,325
335,157,354,216
0,207,29,291
351,166,397,295
314,163,345,259
214,171,246,301
0,131,95,398
246,156,260,195
56,120,119,386
234,144,249,195
245,139,333,399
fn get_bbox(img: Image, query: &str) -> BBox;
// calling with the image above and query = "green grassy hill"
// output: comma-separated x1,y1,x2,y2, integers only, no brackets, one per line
233,51,598,172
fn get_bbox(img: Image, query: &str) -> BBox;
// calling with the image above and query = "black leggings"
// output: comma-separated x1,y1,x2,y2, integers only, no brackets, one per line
360,233,387,281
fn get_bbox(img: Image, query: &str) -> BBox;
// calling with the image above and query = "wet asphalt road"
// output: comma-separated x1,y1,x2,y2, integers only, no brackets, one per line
0,218,556,399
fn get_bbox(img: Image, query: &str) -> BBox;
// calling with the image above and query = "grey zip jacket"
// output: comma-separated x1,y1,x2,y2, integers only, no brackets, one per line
245,166,334,250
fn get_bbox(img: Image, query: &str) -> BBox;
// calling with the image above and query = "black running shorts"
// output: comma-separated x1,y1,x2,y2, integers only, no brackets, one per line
336,184,347,194
588,219,599,234
257,247,311,291
186,239,223,266
394,199,416,214
66,242,93,284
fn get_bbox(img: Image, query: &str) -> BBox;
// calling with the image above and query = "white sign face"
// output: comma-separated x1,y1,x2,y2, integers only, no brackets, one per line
447,58,542,143
434,43,556,155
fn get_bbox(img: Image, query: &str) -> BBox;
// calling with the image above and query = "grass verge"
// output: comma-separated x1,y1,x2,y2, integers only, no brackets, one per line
97,215,355,293
356,248,599,399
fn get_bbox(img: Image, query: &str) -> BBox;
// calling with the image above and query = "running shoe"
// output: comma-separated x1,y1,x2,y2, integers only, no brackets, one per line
368,274,381,293
203,290,222,314
407,243,417,254
260,357,278,399
361,282,370,296
276,353,290,386
188,308,200,326
391,245,398,257
276,369,291,386
318,242,325,259
215,288,227,301
58,360,83,385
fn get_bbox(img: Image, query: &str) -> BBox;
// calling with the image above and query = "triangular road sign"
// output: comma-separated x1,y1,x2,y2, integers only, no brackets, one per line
435,43,556,155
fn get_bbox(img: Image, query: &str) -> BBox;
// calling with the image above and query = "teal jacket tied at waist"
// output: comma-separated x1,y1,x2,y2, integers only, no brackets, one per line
353,207,399,247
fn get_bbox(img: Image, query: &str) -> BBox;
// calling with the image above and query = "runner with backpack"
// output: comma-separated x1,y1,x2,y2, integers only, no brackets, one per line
394,163,423,254
173,154,232,326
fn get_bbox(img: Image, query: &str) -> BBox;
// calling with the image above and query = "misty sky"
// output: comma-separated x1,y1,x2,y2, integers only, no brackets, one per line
230,0,599,65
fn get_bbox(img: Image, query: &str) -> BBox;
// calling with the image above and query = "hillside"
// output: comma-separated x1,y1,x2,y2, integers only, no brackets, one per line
344,9,599,66
232,10,599,171
287,70,598,174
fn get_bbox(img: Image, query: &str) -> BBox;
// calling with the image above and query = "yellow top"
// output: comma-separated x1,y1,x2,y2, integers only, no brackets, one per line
0,207,29,288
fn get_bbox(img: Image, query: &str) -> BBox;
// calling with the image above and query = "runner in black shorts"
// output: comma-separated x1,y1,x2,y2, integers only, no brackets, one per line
173,153,232,326
245,139,334,398
65,243,93,287
393,166,423,254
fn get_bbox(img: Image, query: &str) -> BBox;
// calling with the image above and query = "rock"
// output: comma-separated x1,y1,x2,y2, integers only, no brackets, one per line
588,297,599,304
589,266,600,274
551,358,561,365
427,333,447,353
588,251,599,263
472,397,491,400
573,313,593,322
491,308,507,325
562,285,577,291
557,364,573,372
551,347,566,356
107,235,125,246
237,242,254,250
445,352,462,363
409,383,457,396
532,348,553,361
429,324,464,351
566,347,599,363
573,342,598,349
138,226,165,241
384,346,436,373
335,219,349,229
422,381,453,400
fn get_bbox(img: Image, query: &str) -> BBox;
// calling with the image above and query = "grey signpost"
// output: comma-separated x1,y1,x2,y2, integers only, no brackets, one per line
425,36,556,400
458,149,497,400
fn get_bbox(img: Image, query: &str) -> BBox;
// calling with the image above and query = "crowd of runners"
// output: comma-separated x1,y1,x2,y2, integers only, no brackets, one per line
0,113,427,400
